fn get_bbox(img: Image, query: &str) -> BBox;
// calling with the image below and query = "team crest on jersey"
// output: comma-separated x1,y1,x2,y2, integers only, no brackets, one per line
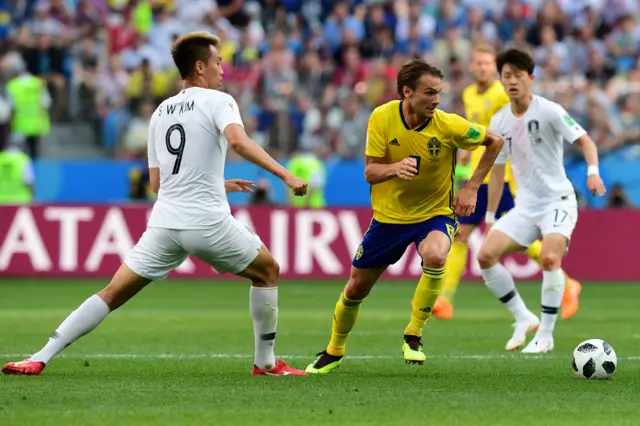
355,244,364,260
527,120,542,143
427,137,441,161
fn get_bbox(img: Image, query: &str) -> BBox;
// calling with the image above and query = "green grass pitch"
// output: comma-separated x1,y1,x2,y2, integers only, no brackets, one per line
1,279,639,426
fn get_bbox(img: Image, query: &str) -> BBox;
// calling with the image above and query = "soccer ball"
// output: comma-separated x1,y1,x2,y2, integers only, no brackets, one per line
571,339,617,380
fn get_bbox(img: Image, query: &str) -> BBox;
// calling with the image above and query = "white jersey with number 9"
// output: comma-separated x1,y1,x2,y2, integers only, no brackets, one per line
146,86,244,229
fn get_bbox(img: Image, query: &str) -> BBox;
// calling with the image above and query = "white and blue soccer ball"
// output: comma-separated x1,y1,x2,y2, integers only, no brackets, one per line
572,339,617,380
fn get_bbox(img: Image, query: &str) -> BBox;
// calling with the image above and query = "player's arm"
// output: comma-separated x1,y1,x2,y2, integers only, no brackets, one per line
224,125,306,195
575,135,606,196
365,156,417,184
451,114,503,216
216,96,306,195
465,128,503,191
485,114,508,225
364,108,417,184
486,149,508,227
147,113,160,193
551,105,606,196
450,113,504,191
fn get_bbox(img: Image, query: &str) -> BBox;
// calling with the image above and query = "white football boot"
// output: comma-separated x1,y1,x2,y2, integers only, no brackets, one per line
521,332,554,354
505,312,540,351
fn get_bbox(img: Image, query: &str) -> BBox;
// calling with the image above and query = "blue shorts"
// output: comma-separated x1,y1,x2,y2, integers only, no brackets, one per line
352,216,458,269
458,183,515,226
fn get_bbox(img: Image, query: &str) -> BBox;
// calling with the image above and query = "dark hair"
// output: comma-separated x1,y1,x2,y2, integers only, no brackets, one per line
396,59,444,99
171,31,221,79
496,48,535,75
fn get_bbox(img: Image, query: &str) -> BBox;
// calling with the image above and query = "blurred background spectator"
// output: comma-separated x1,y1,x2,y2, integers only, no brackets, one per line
0,0,638,208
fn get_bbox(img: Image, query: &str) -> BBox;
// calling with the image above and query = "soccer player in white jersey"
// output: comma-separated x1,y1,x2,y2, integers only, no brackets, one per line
2,32,310,376
478,49,606,354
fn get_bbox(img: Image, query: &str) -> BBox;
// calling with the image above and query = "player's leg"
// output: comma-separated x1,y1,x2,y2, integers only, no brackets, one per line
523,240,582,320
2,228,185,375
306,219,408,374
478,210,540,351
403,220,453,364
181,218,304,376
305,265,385,374
432,223,474,319
237,245,307,376
522,201,578,353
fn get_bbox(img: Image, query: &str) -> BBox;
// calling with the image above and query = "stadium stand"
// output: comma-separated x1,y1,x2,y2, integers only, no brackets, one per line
0,0,639,207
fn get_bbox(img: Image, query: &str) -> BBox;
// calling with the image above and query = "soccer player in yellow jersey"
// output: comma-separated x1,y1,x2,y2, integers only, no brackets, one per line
305,59,504,374
429,45,582,321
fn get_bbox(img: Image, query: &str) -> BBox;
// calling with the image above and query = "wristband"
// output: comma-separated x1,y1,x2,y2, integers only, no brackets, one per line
485,212,496,224
587,165,599,176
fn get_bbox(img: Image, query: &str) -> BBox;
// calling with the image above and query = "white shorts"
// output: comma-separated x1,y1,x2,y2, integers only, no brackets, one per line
124,215,262,280
492,198,578,248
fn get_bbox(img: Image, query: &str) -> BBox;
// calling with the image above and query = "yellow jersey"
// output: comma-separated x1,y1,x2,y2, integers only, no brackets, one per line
462,81,513,185
365,100,487,224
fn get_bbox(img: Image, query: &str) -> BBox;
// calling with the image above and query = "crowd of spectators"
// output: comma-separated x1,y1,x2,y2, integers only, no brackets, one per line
0,0,639,167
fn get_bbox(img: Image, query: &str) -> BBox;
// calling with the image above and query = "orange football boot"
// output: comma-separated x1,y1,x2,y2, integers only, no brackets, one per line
2,359,45,376
561,278,582,320
410,297,453,319
432,297,454,320
252,359,308,376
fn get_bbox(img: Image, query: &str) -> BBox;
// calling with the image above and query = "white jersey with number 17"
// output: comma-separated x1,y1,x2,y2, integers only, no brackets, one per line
490,95,586,211
146,86,243,229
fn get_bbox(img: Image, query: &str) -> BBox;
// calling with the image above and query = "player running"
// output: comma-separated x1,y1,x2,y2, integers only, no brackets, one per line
427,44,582,321
478,49,606,353
305,59,504,374
2,32,308,377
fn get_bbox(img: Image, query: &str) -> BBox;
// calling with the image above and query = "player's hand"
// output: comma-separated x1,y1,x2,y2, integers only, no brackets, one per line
393,157,418,180
587,175,606,196
284,175,308,196
453,186,477,217
225,179,257,193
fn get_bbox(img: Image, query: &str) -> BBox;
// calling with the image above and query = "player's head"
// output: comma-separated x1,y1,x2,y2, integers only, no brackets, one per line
397,59,444,119
497,48,535,101
171,31,223,89
470,44,497,86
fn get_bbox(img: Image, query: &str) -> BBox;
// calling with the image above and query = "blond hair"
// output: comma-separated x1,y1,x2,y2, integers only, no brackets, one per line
472,44,496,56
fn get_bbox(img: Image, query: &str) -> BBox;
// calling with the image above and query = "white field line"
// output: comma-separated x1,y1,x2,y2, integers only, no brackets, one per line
1,353,639,361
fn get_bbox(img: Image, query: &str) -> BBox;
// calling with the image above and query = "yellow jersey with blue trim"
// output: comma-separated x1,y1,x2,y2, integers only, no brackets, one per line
462,81,513,185
365,100,487,224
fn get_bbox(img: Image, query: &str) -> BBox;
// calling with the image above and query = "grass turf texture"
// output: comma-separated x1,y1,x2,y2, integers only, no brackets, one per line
0,280,639,426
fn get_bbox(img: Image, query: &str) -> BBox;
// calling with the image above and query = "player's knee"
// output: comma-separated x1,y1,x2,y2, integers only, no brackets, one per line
345,271,373,300
99,264,151,310
258,258,280,288
540,251,562,271
477,246,499,269
420,248,447,269
269,260,280,283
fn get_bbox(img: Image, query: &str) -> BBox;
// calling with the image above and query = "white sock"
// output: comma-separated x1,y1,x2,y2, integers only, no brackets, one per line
31,295,110,364
540,269,565,334
481,263,529,321
250,286,278,370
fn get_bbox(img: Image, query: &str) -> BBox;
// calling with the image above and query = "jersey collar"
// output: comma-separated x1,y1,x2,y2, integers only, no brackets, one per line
399,101,431,132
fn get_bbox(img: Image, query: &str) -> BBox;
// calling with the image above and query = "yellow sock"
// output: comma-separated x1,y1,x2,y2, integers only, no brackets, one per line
327,290,363,356
441,242,468,303
525,240,543,264
526,240,570,283
404,267,445,337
